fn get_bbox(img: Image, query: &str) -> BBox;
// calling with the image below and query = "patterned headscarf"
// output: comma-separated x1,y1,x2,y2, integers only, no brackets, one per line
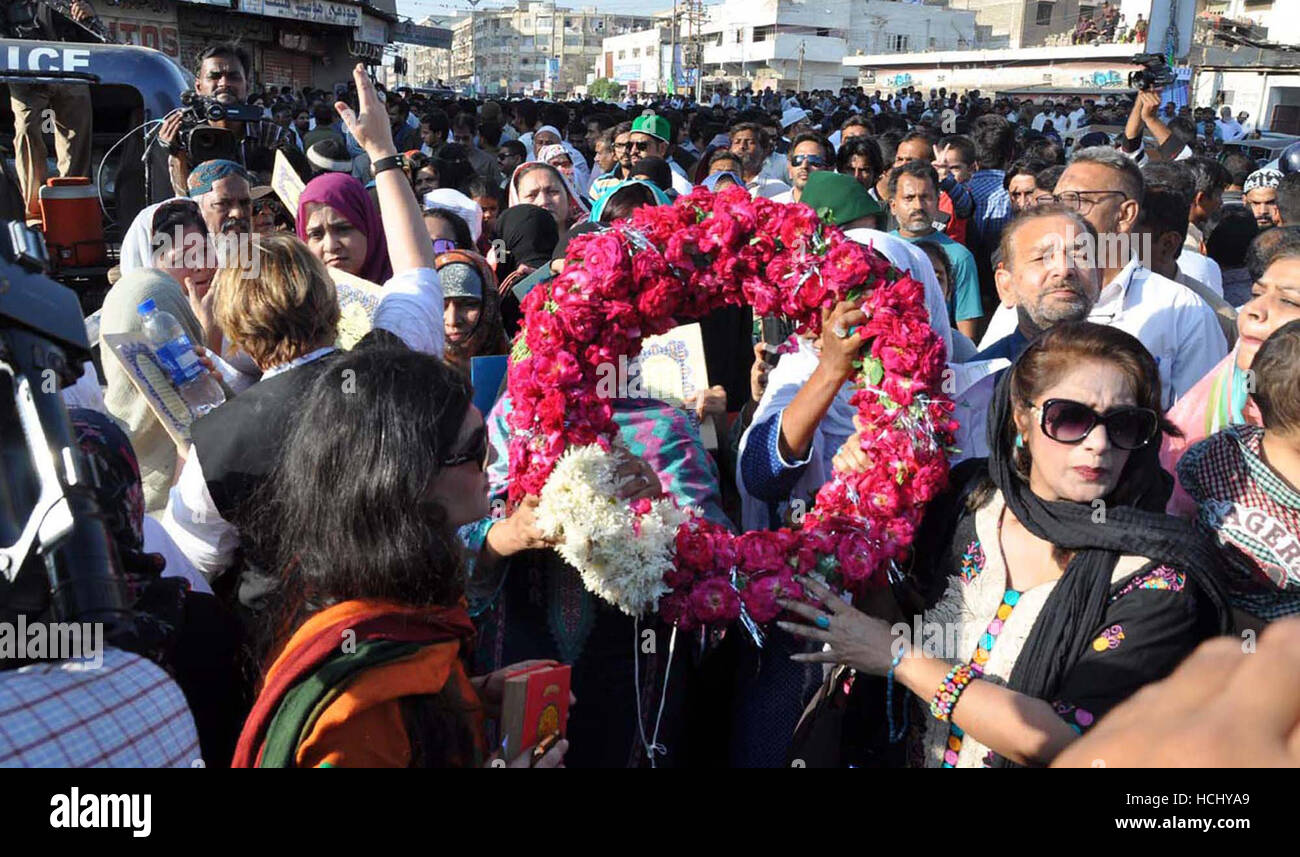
1244,168,1283,193
186,159,253,198
436,249,507,369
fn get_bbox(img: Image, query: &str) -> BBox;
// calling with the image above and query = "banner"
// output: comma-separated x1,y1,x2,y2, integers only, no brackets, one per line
99,1,180,58
238,0,361,28
356,14,387,46
391,20,452,49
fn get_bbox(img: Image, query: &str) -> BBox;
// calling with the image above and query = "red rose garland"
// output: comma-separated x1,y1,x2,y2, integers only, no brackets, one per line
506,186,958,629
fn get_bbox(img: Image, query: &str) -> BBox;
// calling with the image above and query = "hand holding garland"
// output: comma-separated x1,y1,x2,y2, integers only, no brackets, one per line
776,299,867,463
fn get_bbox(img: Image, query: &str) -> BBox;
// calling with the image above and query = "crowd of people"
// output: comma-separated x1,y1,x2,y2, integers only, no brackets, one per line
7,33,1300,770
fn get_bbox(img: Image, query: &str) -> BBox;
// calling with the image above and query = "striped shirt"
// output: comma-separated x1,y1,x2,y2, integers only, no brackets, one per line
967,169,1012,248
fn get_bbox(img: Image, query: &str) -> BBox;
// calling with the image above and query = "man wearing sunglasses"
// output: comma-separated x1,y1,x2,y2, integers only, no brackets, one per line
628,113,693,197
771,133,833,204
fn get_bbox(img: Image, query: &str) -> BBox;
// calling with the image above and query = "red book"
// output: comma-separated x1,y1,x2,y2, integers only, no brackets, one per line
500,664,571,759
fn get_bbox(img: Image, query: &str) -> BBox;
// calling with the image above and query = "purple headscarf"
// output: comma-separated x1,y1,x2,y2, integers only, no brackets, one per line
296,172,392,283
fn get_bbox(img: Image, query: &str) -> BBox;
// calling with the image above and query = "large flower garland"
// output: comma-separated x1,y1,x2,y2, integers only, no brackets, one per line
505,186,957,629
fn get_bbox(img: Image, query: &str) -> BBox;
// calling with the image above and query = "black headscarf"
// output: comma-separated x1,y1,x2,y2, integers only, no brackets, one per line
983,368,1230,714
630,156,674,194
553,221,605,261
498,203,559,272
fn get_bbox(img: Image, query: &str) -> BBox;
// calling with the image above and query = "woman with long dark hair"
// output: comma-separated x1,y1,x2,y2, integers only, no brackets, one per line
781,322,1229,767
234,344,566,767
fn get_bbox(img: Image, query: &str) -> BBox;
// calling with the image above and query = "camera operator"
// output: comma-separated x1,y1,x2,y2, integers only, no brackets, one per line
157,42,292,196
4,0,101,226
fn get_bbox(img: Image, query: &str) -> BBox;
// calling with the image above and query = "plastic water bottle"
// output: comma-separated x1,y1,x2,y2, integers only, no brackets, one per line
137,298,226,418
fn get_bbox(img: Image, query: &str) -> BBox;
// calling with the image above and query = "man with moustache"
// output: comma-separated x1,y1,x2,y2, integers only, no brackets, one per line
185,160,253,271
158,43,292,193
1244,169,1284,231
976,205,1101,364
978,147,1226,409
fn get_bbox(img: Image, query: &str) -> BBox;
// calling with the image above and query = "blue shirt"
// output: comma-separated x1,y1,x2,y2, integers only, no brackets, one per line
974,326,1031,363
968,169,1012,249
895,230,983,323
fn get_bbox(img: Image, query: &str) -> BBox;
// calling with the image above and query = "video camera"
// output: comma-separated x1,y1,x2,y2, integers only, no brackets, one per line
0,222,132,640
1128,53,1175,93
172,91,267,165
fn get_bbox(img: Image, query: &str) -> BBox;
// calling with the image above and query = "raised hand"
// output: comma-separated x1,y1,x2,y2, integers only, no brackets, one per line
335,63,397,161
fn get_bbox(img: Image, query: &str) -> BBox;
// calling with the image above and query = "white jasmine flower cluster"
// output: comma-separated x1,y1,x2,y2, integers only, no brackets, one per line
536,444,692,617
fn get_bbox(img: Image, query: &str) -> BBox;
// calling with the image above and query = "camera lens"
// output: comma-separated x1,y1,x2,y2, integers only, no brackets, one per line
206,102,224,121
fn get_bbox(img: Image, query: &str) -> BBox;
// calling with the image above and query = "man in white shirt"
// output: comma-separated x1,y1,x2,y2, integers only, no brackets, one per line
627,112,693,196
770,132,833,204
1032,101,1055,132
980,146,1226,408
1216,106,1245,143
730,121,791,199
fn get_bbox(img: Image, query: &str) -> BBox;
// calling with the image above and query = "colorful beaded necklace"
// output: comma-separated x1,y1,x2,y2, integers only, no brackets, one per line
943,508,1022,768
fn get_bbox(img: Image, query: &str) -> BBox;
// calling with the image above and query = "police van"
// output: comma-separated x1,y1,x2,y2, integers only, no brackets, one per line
1,37,190,304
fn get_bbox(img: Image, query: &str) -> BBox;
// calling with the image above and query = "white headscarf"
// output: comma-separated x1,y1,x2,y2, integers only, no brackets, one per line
119,197,187,274
533,125,591,196
507,161,590,226
423,187,484,243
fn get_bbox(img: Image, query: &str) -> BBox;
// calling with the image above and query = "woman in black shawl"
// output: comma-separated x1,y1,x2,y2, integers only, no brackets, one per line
494,203,559,337
780,322,1229,767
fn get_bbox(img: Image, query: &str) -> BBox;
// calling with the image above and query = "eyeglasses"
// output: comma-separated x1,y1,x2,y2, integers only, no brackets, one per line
1052,190,1128,213
790,154,829,169
1031,398,1159,451
612,142,630,152
628,139,657,153
441,426,488,469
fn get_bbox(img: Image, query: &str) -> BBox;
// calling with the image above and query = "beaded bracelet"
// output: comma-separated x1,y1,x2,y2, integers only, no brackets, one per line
929,663,976,722
886,649,909,743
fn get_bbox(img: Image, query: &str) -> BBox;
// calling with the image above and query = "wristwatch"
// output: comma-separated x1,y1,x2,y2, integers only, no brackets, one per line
371,153,406,177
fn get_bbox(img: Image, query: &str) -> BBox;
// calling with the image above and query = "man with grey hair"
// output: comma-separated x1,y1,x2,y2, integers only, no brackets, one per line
978,145,1226,408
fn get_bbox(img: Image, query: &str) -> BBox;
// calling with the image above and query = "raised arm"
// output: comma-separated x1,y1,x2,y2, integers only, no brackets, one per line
335,64,434,276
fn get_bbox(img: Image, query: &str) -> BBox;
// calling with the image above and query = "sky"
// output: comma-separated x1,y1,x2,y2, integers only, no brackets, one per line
394,0,712,25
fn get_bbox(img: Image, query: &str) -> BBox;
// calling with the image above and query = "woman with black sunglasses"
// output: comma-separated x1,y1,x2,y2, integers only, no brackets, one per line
780,321,1229,767
236,344,567,768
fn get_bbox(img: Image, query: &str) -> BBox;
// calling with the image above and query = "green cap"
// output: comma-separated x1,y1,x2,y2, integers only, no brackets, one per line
799,171,884,226
631,111,671,143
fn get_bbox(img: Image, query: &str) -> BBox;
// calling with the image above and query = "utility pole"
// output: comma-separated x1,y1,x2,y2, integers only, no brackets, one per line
797,40,805,93
670,0,678,95
466,0,482,97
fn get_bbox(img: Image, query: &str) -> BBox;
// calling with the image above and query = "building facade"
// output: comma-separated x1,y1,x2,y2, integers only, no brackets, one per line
448,3,657,97
699,0,979,93
93,0,396,91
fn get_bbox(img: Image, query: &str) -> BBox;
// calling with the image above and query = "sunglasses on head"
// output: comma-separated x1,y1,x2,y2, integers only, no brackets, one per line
790,154,828,169
441,425,488,469
1030,398,1158,451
